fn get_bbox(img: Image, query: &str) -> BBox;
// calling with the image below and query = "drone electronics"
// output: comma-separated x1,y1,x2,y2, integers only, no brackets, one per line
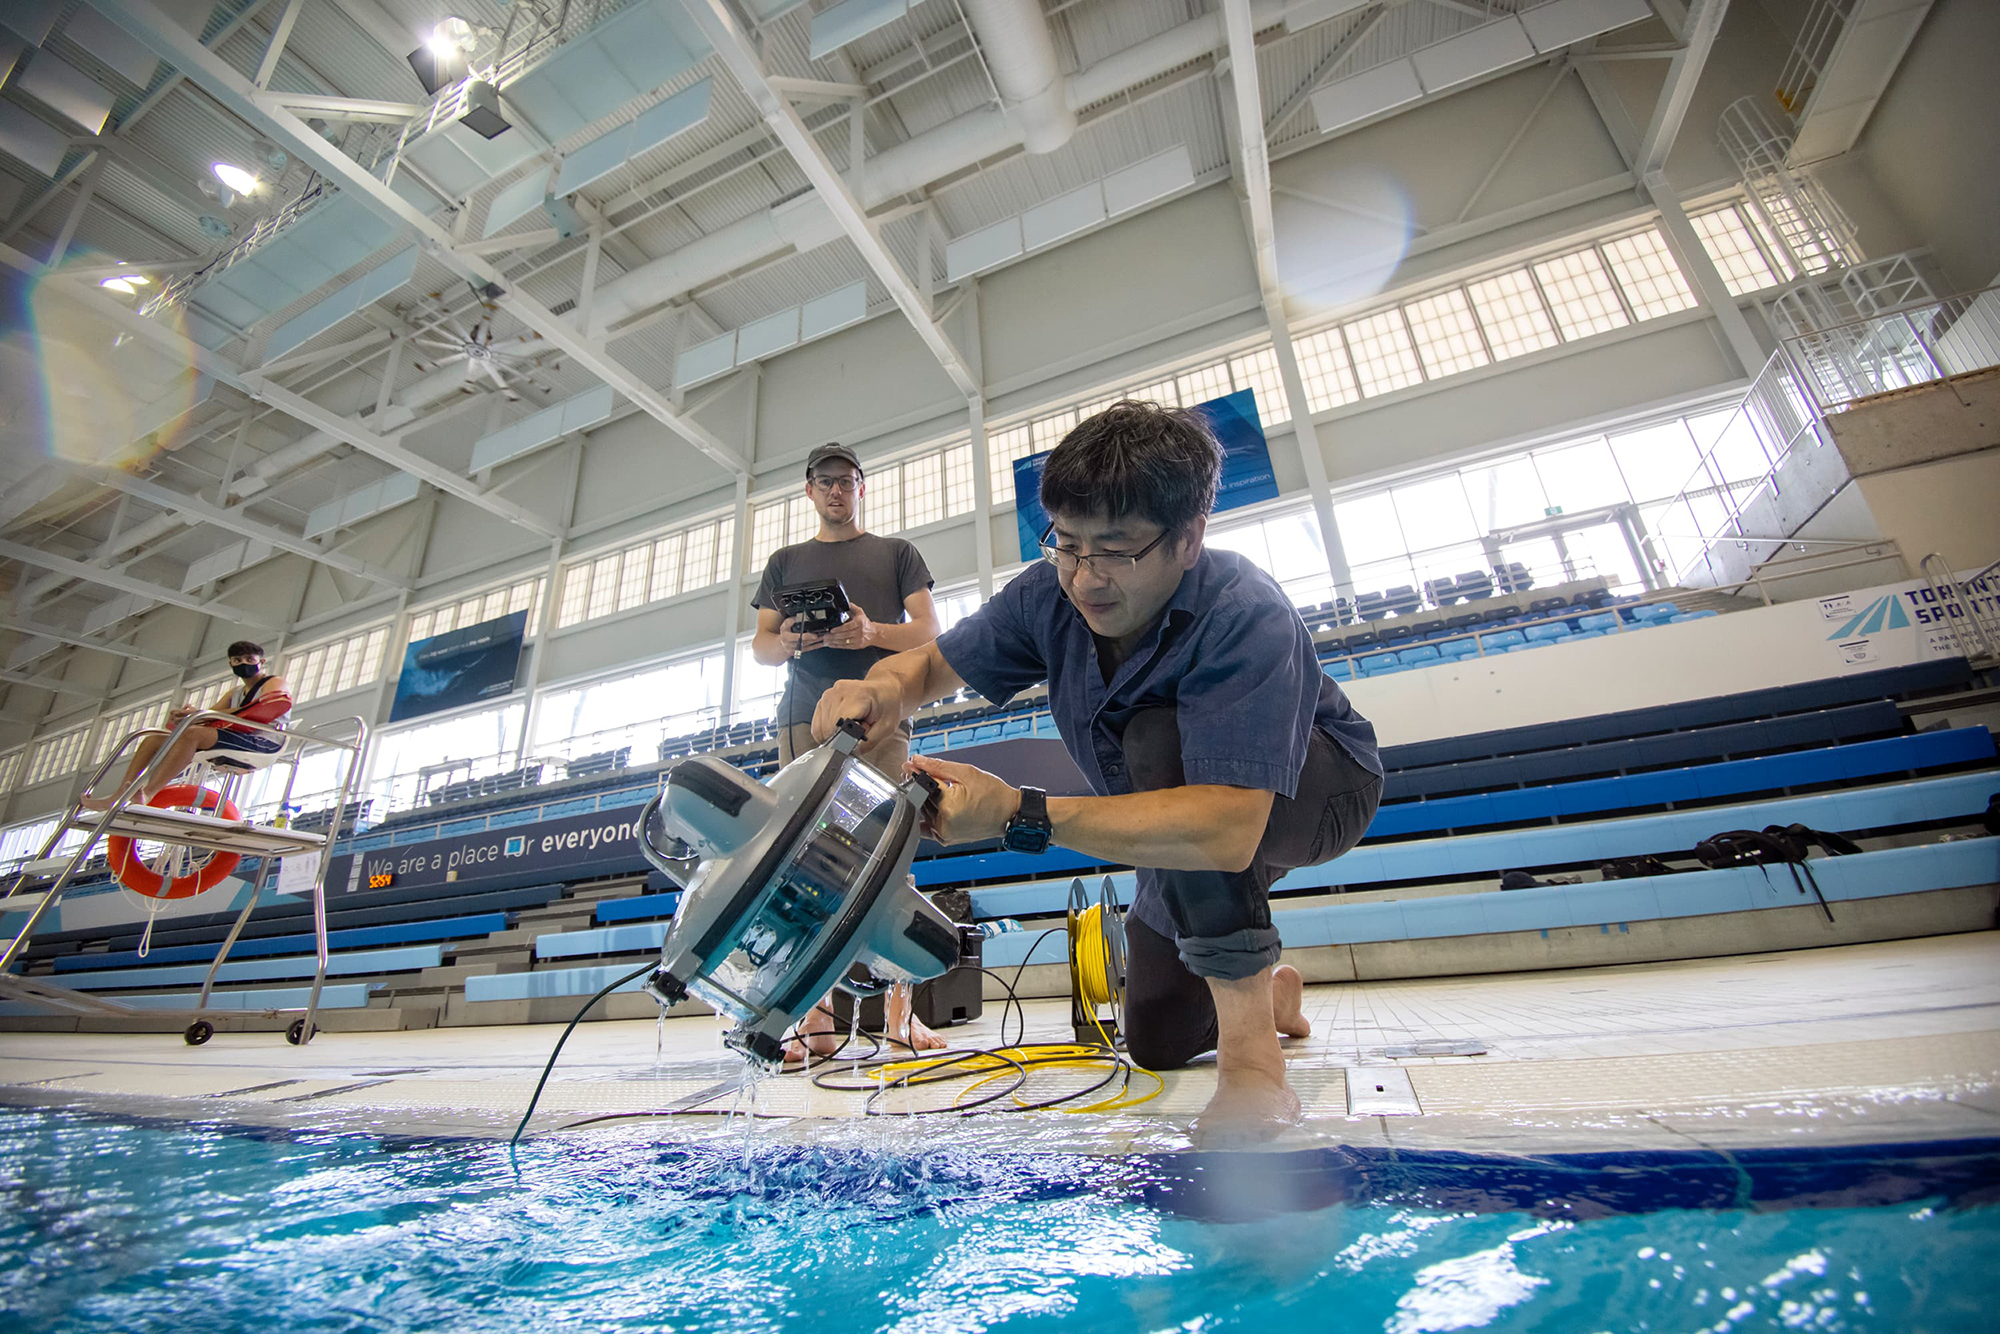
637,721,964,1066
772,579,852,636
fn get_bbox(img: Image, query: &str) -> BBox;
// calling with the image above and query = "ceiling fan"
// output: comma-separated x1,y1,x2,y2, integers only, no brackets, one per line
406,307,558,400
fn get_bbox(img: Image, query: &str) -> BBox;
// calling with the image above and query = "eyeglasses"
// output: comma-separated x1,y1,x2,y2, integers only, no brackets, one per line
1038,522,1170,576
809,474,860,493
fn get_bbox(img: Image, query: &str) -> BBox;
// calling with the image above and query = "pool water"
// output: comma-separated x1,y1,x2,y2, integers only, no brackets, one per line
3,1107,1995,1332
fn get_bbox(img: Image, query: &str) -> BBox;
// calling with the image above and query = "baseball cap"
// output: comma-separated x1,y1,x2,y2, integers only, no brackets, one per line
805,443,863,478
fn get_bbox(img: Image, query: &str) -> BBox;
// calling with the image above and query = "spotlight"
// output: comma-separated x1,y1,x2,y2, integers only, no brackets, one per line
408,15,477,96
429,16,476,59
99,273,151,296
211,161,259,195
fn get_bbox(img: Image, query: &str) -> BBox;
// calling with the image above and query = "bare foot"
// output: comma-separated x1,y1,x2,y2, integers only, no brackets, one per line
885,984,948,1053
781,1001,841,1069
1190,1070,1303,1149
900,1013,948,1053
77,797,113,813
1272,964,1311,1040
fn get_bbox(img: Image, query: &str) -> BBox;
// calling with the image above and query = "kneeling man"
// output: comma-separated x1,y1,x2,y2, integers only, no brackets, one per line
815,401,1382,1141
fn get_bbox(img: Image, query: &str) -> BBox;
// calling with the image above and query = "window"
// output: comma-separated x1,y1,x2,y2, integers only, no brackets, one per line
0,816,85,873
92,696,170,765
25,724,90,787
1533,247,1630,340
1601,229,1698,320
410,576,543,644
1340,311,1425,398
559,514,734,627
1461,457,1549,530
902,451,945,530
368,703,526,806
1292,327,1360,412
943,443,975,518
1608,420,1704,501
285,623,391,705
1404,289,1490,380
1691,204,1788,296
1175,362,1232,405
985,424,1034,499
866,460,903,535
181,675,230,711
1466,269,1560,361
0,748,22,795
1228,348,1291,426
1534,438,1630,511
533,653,729,759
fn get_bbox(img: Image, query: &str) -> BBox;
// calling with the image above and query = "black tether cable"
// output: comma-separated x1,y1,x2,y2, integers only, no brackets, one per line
510,959,657,1144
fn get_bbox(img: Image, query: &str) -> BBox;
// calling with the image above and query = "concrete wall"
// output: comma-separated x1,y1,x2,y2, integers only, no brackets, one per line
1853,451,2000,574
1852,0,2000,292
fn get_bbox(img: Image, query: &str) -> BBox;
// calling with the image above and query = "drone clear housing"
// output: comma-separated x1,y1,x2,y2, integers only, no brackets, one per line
684,761,902,1024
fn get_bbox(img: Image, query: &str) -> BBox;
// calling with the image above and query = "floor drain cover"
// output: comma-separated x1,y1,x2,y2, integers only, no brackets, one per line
1346,1066,1422,1116
1377,1040,1487,1058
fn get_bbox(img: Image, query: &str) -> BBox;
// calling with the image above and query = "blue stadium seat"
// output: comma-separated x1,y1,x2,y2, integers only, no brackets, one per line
1359,651,1402,675
1578,612,1621,633
1436,637,1479,659
1398,645,1441,667
1671,610,1719,623
1479,629,1526,651
1523,622,1572,642
1326,659,1354,681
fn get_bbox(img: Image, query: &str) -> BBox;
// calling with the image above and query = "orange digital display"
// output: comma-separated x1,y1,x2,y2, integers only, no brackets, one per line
368,872,394,890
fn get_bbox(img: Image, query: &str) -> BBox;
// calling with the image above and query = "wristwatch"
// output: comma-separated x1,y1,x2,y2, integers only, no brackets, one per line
1001,786,1052,854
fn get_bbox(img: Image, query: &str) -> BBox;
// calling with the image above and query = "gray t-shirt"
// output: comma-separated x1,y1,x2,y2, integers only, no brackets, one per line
753,533,933,725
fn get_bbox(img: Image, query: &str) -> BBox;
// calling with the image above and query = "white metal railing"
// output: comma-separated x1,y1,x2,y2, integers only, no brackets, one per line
1782,286,2000,412
1775,0,1855,120
1652,350,1827,584
1919,554,2000,664
1657,286,2000,586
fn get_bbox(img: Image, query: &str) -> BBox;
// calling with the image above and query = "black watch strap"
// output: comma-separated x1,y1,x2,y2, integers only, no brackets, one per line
1004,786,1052,852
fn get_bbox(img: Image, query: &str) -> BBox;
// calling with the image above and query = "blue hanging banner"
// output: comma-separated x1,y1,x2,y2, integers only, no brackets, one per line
1012,388,1279,560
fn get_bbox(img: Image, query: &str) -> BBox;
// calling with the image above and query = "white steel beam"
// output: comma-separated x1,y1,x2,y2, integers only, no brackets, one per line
262,92,430,122
0,538,276,627
1221,0,1350,590
1635,0,1730,180
254,0,307,89
681,0,981,400
0,668,103,698
0,241,566,541
90,0,752,479
79,469,414,590
0,616,188,668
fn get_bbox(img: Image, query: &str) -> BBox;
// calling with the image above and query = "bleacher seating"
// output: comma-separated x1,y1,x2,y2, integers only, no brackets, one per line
566,748,631,779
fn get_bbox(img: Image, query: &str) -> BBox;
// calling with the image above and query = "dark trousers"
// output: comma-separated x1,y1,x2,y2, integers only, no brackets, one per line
1118,707,1382,1071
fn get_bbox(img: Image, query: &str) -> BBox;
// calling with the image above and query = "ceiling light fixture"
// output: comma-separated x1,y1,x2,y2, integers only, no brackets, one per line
211,161,259,195
99,273,152,295
409,15,479,96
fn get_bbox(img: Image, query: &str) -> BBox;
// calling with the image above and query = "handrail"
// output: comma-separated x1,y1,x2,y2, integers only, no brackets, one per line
1920,553,2000,663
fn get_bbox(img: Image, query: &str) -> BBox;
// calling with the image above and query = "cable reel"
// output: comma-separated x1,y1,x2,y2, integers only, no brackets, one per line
1067,875,1126,1047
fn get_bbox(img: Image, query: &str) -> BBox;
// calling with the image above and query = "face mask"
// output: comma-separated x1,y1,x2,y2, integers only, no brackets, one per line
231,662,260,679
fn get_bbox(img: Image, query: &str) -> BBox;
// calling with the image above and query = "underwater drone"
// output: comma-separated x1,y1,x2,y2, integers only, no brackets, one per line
636,722,969,1066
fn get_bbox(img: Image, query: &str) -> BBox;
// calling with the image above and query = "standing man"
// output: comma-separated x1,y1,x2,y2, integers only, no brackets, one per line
750,442,942,1061
751,443,940,773
813,402,1383,1145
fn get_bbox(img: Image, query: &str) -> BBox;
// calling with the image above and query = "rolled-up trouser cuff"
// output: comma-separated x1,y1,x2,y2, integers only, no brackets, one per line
1174,926,1283,981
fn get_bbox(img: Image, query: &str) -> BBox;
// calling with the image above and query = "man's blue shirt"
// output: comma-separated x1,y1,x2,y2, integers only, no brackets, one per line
935,550,1381,807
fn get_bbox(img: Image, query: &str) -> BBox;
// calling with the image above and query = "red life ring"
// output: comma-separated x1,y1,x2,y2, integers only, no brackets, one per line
106,784,244,900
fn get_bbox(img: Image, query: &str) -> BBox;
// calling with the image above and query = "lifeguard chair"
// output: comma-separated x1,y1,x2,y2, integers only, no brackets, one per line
0,711,369,1046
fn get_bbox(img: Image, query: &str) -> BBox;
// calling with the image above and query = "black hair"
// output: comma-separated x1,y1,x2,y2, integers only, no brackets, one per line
226,640,265,658
1038,399,1221,541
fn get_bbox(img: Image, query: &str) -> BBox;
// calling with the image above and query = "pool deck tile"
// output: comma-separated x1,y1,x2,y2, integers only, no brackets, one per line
1,931,1996,1155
